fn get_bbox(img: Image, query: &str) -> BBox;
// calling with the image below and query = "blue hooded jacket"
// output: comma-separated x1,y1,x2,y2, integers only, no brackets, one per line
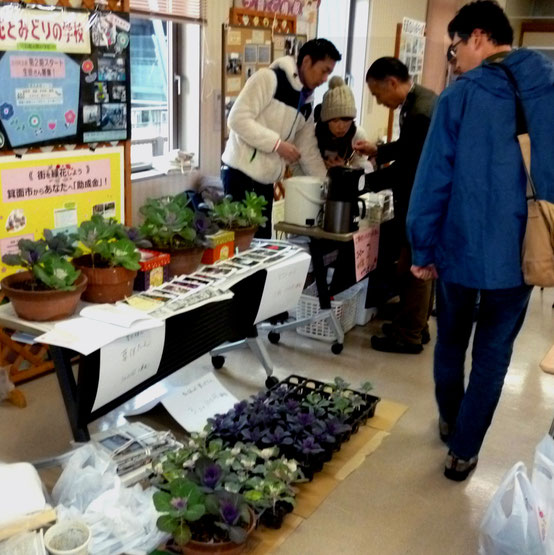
407,48,554,289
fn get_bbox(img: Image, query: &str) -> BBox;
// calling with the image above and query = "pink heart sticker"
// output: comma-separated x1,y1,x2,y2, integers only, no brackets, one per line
48,121,56,130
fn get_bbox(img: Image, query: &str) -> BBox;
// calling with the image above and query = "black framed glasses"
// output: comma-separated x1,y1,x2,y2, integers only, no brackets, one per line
447,38,464,62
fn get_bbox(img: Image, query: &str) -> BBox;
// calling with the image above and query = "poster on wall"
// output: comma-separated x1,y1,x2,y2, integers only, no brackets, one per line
0,4,130,150
80,10,131,143
0,146,124,277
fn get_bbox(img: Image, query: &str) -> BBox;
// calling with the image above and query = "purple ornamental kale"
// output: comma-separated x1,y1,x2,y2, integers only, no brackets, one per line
171,497,188,510
220,498,241,526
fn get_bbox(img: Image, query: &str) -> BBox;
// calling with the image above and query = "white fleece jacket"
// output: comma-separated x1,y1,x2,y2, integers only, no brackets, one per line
222,56,327,184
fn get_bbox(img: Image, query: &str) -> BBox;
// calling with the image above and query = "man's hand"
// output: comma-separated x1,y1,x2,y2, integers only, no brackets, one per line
411,264,438,280
353,140,378,157
276,141,301,163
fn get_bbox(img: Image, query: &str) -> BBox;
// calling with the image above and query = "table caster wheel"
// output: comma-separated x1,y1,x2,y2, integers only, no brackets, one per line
212,355,225,369
265,375,279,389
268,331,280,344
331,343,343,355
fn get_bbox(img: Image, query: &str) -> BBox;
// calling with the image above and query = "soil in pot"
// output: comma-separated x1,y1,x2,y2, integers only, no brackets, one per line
73,255,137,303
232,227,257,253
1,272,88,321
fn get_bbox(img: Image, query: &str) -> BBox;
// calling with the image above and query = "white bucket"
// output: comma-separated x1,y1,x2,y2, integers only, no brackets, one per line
44,520,91,555
283,176,325,226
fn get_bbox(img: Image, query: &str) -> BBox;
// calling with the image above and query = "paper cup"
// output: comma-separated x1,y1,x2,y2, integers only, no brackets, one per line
44,521,91,555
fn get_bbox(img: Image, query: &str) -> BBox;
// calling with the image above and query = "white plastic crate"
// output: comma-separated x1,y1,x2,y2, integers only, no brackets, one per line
355,277,378,326
296,281,364,342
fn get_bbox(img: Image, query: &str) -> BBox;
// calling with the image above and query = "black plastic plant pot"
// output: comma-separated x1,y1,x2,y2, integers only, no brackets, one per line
260,507,285,529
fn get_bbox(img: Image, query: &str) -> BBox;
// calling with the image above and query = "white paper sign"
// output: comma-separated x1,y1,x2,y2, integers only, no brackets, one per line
254,251,311,324
92,325,166,412
161,373,238,433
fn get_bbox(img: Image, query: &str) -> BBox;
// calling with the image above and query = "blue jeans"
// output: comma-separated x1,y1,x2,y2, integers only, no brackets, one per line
434,280,532,459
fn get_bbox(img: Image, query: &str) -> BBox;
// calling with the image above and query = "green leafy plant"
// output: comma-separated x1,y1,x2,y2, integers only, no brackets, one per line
139,194,214,250
2,232,81,291
153,475,252,547
77,214,140,270
210,192,268,230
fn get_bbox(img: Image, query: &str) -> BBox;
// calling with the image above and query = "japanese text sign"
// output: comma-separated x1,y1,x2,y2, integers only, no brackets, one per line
352,226,380,282
0,4,91,54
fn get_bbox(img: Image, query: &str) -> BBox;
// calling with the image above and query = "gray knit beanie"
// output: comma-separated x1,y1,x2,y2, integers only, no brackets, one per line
320,76,356,122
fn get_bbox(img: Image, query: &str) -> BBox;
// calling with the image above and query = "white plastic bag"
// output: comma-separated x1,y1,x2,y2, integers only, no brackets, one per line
479,462,546,555
533,434,554,554
52,444,117,512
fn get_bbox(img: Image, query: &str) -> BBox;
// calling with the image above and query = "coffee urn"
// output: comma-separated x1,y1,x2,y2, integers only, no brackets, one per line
323,166,367,233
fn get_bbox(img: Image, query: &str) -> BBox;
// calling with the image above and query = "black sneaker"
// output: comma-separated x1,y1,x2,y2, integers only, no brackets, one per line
438,417,451,444
444,451,478,481
382,323,431,345
371,335,423,354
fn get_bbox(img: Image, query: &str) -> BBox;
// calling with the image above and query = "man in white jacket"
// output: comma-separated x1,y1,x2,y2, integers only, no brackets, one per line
221,38,341,238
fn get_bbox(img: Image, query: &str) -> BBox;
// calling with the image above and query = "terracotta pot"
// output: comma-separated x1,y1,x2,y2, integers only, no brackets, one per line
232,227,258,253
1,271,87,321
157,247,205,278
162,509,256,555
73,255,137,303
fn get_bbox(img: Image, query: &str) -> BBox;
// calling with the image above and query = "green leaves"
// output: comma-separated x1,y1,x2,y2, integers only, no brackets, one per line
77,215,140,269
33,254,81,291
2,234,81,290
209,192,268,229
139,195,200,250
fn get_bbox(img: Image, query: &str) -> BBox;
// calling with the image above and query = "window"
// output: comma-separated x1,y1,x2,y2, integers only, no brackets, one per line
129,16,201,171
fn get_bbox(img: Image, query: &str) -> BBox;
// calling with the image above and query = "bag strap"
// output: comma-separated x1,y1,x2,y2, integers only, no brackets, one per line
494,62,537,200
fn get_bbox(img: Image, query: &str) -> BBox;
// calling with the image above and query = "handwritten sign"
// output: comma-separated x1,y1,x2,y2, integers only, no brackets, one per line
93,325,166,412
353,225,380,282
161,373,239,433
254,251,310,324
0,4,91,54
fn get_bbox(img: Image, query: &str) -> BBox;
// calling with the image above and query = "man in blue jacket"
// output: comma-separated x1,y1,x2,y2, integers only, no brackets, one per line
407,0,554,481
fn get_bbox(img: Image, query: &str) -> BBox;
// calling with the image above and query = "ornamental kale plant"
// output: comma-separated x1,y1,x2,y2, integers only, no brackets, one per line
2,232,82,291
209,191,268,230
139,194,216,250
153,477,251,546
77,214,141,270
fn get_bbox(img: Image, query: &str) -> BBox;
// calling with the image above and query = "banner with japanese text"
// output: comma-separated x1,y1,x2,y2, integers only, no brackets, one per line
0,3,91,54
0,146,124,277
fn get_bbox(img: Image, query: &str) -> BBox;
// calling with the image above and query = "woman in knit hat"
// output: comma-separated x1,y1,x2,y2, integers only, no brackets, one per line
316,76,369,169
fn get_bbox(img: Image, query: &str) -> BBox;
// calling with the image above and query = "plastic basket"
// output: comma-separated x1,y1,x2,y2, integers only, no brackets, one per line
296,281,364,342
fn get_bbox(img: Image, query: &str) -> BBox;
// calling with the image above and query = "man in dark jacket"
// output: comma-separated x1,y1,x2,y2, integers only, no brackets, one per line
407,0,554,481
355,57,436,354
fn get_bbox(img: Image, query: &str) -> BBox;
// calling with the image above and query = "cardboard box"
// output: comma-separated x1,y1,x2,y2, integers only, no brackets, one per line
201,230,235,264
134,249,170,291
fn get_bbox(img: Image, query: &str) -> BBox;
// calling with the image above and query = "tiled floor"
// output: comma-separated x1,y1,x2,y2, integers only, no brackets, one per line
1,287,554,554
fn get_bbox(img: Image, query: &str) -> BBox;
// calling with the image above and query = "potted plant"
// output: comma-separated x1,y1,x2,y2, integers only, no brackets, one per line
153,470,255,554
1,231,87,321
209,192,268,252
72,214,141,303
139,194,215,277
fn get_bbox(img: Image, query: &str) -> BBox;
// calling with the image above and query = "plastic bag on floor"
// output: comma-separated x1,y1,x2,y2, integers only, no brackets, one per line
533,434,554,554
52,445,167,554
479,462,546,555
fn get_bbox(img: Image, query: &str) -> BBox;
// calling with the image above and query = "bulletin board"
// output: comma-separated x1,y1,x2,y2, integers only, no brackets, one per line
0,146,124,277
221,24,306,152
0,4,131,151
221,24,274,150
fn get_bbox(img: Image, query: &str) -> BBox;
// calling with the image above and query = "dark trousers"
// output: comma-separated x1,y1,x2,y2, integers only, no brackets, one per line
391,245,434,344
220,165,274,239
434,280,532,459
